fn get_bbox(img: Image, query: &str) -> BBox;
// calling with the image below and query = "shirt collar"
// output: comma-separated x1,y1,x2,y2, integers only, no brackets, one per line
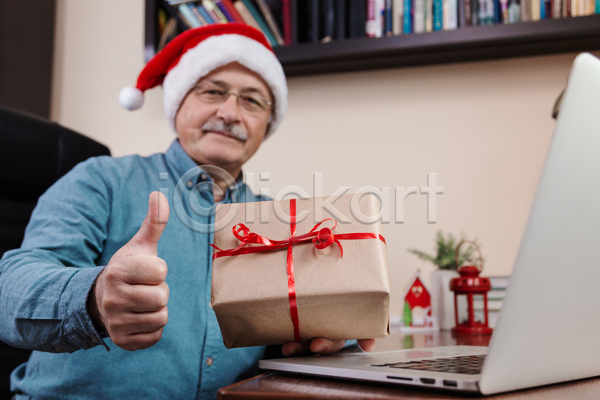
165,139,245,203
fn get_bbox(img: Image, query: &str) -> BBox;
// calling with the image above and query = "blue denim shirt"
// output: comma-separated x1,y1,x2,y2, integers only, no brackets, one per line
0,140,269,399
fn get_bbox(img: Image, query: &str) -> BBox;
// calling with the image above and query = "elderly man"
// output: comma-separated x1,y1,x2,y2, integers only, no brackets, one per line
0,24,373,399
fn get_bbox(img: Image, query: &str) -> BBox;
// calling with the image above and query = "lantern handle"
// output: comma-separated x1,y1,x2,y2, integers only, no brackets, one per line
455,240,484,272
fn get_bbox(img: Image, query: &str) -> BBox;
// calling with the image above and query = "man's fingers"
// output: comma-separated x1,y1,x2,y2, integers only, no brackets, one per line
106,308,168,336
128,191,169,256
282,341,309,356
119,282,170,312
310,338,345,355
114,329,165,352
358,339,376,352
110,255,168,285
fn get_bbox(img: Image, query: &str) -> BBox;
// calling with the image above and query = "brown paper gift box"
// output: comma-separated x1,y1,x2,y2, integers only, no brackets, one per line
211,193,391,348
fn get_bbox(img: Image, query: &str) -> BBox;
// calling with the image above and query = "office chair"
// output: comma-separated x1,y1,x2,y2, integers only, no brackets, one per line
0,105,111,399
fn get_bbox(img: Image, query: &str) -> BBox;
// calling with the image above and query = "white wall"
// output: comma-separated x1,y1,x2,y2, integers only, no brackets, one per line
51,0,598,317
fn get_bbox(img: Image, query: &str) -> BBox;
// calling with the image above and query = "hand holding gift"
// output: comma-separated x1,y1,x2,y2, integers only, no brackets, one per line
211,194,391,349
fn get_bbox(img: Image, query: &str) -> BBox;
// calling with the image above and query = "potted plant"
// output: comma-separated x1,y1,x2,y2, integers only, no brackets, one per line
408,231,481,330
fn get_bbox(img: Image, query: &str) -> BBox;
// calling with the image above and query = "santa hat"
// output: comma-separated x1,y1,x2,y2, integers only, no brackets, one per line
119,24,287,139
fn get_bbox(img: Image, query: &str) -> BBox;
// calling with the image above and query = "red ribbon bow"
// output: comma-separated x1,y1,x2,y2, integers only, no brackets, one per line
211,199,386,342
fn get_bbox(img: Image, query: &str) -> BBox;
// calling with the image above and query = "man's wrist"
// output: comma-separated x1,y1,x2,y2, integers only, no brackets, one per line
86,275,107,336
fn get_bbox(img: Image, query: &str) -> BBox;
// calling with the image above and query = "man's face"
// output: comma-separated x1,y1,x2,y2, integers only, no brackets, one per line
174,62,273,177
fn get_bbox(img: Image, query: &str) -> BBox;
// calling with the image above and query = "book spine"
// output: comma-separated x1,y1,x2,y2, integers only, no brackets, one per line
209,0,229,22
256,0,285,45
596,0,600,13
493,0,501,22
162,1,190,31
433,0,443,29
464,0,472,24
348,0,367,37
507,0,521,21
335,0,346,39
375,0,384,37
458,0,467,26
219,0,246,23
282,0,292,44
425,0,433,30
540,0,546,17
190,5,209,25
414,0,425,32
403,0,413,32
393,0,404,34
552,0,561,16
531,0,541,19
241,0,279,45
290,0,299,42
179,4,201,27
521,0,531,19
215,0,236,22
320,0,335,42
471,0,479,23
367,0,377,37
234,1,265,32
385,0,394,35
444,0,458,28
196,5,216,24
307,0,319,42
202,1,225,23
500,0,509,20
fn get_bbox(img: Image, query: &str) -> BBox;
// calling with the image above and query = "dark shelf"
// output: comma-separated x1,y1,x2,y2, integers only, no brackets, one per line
145,0,600,77
276,15,600,76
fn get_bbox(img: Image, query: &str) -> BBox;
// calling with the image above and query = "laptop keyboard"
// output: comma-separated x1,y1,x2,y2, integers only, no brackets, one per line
370,354,486,375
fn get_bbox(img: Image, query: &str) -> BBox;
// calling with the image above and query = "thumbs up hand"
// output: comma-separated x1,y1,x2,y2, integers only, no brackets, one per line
88,191,170,351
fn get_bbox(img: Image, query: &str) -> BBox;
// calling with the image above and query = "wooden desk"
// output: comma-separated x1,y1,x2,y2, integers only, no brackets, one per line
218,329,600,399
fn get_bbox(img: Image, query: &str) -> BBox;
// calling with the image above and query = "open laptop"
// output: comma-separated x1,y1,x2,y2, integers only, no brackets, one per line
259,52,600,395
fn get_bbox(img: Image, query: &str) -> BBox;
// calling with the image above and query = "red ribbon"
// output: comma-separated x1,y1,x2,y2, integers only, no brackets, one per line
211,198,386,343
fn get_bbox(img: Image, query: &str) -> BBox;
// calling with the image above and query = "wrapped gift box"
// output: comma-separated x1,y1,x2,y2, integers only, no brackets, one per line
211,193,390,348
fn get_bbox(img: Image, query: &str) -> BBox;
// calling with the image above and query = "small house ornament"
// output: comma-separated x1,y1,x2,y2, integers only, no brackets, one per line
449,240,493,335
400,270,439,333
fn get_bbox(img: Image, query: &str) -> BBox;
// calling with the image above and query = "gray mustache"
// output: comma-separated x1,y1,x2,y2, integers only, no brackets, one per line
202,118,248,141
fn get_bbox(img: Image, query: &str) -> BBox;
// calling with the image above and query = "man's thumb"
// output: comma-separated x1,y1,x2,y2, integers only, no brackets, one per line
130,191,169,255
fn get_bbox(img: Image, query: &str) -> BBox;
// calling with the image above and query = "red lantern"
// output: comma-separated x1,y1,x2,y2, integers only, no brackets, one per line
449,240,493,335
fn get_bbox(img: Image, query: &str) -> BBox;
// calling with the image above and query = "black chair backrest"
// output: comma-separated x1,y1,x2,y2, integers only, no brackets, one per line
0,105,111,399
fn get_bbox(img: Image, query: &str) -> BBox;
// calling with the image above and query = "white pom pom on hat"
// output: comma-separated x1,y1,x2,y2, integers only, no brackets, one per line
118,24,288,139
119,86,144,110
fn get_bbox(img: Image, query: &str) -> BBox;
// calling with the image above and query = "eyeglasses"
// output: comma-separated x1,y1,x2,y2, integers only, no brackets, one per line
191,82,273,113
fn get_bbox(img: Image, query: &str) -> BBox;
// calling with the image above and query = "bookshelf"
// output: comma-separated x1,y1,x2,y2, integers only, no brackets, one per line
145,1,600,77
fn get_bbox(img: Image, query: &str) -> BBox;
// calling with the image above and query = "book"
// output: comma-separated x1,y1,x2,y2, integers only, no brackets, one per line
335,0,347,39
521,0,531,19
256,0,285,45
414,0,425,32
162,0,191,31
320,0,335,42
367,0,378,37
494,0,502,22
234,1,265,32
458,0,467,26
425,0,433,31
203,0,228,23
540,0,546,17
178,3,201,27
393,0,404,34
403,0,413,33
507,0,521,21
489,276,510,290
552,0,561,17
478,0,495,24
433,0,443,29
376,0,385,37
444,0,458,28
157,17,178,51
347,0,367,37
190,5,210,25
196,4,216,24
240,0,279,45
282,0,293,44
471,0,479,23
214,0,236,22
384,0,394,36
217,0,245,23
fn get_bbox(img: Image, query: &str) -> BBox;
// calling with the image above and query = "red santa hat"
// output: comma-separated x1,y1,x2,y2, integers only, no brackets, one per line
119,23,287,139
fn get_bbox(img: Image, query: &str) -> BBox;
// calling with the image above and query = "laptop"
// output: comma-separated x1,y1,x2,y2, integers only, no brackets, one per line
259,52,600,395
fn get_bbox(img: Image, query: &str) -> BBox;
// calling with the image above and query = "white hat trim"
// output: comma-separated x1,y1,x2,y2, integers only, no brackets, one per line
163,34,287,138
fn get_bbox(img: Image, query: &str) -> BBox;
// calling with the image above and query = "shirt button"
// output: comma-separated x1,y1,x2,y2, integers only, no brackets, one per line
206,357,213,367
200,173,207,180
186,180,194,189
